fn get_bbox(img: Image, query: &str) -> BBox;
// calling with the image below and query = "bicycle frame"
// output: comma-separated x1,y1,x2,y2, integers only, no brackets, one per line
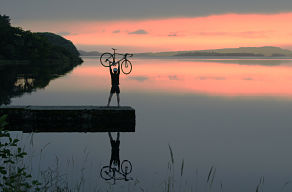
109,167,132,184
100,48,133,74
110,48,132,66
100,160,133,184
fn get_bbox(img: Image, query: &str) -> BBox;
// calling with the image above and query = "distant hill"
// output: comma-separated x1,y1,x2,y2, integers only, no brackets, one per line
135,46,292,57
78,50,101,56
0,14,82,65
175,52,265,57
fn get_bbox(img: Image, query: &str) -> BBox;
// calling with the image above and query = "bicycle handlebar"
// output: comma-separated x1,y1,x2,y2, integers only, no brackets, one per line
125,53,133,57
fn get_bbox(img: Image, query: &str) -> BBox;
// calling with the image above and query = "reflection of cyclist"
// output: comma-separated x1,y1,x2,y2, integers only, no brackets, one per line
108,132,120,171
107,62,120,107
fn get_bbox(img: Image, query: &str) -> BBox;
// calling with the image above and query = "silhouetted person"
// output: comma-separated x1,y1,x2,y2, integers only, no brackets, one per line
107,63,120,107
108,132,120,170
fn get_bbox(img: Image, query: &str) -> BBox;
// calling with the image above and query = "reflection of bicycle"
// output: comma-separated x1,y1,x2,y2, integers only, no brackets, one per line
100,160,133,184
100,48,133,75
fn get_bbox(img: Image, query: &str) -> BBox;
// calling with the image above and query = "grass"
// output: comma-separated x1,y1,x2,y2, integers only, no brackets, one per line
163,144,292,192
165,145,219,192
14,141,292,192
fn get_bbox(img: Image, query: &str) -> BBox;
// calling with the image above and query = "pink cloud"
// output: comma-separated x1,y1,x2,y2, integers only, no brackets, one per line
196,31,271,38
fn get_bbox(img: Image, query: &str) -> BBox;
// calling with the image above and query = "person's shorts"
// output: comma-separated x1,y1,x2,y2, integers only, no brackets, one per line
110,85,120,94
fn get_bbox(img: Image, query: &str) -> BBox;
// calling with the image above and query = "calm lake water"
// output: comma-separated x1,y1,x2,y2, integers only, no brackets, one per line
5,57,292,191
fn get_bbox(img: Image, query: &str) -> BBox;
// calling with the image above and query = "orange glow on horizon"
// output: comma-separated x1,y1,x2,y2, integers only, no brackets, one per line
68,59,292,97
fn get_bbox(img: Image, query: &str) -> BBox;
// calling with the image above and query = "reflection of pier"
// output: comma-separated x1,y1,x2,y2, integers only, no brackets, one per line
0,106,135,132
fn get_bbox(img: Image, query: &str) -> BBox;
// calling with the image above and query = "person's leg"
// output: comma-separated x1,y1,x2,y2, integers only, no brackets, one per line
117,93,120,107
107,93,113,107
117,159,120,171
110,158,113,168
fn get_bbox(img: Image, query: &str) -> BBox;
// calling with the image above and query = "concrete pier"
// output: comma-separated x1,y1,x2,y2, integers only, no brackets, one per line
0,106,135,132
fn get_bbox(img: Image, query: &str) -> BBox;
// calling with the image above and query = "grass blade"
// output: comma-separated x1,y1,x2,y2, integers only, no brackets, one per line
180,159,184,176
207,166,213,182
168,144,174,164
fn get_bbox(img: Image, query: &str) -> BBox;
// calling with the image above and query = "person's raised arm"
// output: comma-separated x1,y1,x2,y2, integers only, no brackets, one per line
108,132,113,141
118,61,120,75
109,64,113,74
117,132,120,141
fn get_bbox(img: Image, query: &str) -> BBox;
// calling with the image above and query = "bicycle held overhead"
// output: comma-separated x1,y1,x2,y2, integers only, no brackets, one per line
100,48,133,75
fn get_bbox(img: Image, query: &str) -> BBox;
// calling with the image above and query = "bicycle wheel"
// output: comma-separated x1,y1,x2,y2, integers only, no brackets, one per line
100,53,113,67
121,60,132,75
100,166,114,180
121,160,132,174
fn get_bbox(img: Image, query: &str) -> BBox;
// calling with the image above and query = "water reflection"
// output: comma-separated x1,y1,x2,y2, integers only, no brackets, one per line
0,62,80,105
72,58,292,97
109,132,121,170
6,57,292,192
100,132,133,184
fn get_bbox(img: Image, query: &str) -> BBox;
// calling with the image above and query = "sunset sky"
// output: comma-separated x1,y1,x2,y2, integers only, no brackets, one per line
2,0,292,52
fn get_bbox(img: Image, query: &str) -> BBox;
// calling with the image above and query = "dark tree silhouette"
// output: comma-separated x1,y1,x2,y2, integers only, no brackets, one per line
0,14,82,64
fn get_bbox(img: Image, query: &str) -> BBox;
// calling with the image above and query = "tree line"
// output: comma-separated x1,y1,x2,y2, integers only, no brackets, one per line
0,14,82,64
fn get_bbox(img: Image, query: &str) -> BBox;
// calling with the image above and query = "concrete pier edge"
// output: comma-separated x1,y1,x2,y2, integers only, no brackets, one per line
0,106,135,132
